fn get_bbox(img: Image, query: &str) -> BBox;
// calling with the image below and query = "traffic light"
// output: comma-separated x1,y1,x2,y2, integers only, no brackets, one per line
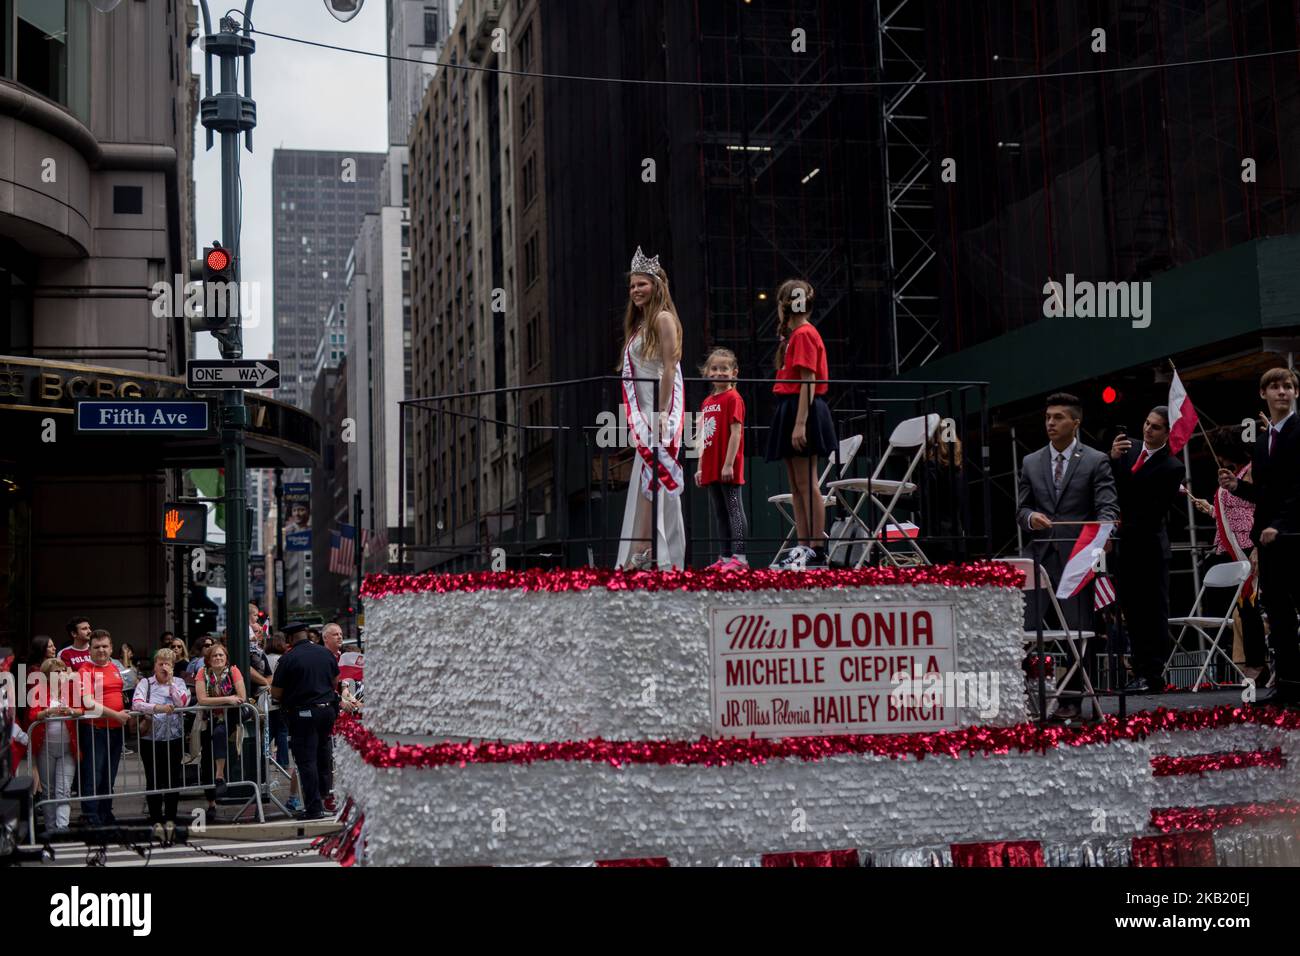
1101,385,1121,405
162,502,208,545
187,242,237,332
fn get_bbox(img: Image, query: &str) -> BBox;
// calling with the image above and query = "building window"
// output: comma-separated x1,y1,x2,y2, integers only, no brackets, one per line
525,313,541,370
517,23,533,72
113,185,143,215
524,233,539,287
522,154,536,207
423,6,440,46
521,91,534,134
11,0,90,122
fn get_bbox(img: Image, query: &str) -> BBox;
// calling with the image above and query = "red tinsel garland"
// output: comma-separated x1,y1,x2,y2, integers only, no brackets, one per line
1150,800,1300,834
762,849,861,867
1149,747,1286,777
333,704,1300,771
359,562,1024,598
1131,832,1217,866
950,840,1044,868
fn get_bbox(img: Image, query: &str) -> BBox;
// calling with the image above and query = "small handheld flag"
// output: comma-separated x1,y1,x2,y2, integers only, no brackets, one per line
1168,369,1198,456
1056,522,1116,599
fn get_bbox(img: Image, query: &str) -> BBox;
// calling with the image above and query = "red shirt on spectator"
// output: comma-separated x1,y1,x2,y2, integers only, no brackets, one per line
77,661,124,729
772,323,829,396
59,645,92,670
698,388,745,485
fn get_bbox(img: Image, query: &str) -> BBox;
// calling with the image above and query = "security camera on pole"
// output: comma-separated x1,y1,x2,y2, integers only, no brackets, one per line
193,0,258,681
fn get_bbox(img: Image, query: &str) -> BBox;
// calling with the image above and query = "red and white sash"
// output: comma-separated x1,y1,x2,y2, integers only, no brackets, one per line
1216,466,1254,600
621,336,684,500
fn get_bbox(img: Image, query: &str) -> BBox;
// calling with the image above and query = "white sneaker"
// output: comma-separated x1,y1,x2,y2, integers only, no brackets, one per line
774,546,813,571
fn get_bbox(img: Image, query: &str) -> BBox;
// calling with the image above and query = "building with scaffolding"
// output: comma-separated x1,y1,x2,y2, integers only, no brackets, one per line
404,0,1299,590
899,0,1300,617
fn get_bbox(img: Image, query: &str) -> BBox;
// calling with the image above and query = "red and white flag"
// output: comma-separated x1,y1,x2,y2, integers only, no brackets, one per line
1168,370,1198,455
876,522,920,540
1055,522,1115,599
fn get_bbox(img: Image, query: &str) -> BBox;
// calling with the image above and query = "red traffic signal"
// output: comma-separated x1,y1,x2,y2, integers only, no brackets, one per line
1101,386,1120,404
202,244,234,281
188,242,237,332
206,246,231,273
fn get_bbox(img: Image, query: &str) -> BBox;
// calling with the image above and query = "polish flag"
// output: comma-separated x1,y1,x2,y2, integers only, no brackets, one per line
877,522,920,540
1168,370,1198,455
1055,522,1116,599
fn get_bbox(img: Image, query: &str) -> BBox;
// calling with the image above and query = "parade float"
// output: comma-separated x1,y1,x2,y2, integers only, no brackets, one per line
325,563,1300,867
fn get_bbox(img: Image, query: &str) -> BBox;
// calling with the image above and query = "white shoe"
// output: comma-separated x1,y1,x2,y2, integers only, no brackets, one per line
627,549,654,571
774,546,813,571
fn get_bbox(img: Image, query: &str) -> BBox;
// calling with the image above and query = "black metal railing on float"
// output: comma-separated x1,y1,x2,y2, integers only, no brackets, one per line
396,375,994,575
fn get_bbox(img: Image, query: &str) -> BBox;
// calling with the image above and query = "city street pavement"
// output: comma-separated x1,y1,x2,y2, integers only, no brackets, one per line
19,747,344,867
28,834,337,868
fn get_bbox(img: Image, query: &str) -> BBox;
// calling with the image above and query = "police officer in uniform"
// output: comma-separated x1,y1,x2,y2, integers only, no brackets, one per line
270,622,339,820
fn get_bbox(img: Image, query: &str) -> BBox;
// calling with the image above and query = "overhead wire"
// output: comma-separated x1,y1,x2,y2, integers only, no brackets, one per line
244,25,1300,92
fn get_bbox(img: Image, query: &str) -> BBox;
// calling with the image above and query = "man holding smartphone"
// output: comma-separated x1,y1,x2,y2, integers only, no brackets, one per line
1219,368,1300,707
1110,408,1186,693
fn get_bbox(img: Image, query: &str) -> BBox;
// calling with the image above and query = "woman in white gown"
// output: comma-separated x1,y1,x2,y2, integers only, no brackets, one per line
616,247,687,570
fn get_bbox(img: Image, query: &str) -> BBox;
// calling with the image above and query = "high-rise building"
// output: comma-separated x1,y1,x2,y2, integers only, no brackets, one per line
408,1,881,571
342,164,413,573
0,1,318,646
271,149,385,410
389,0,462,146
323,0,454,586
409,0,526,572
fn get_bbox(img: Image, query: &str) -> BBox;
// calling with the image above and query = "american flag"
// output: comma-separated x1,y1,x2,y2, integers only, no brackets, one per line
363,527,389,570
330,524,357,575
1094,574,1117,610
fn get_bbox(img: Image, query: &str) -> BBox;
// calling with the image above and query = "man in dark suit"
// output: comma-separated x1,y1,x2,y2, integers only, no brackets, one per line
1219,367,1300,707
1109,406,1186,693
1017,392,1120,718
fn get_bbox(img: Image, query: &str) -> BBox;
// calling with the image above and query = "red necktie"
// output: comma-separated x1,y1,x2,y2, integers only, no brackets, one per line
1270,429,1278,456
1131,449,1148,473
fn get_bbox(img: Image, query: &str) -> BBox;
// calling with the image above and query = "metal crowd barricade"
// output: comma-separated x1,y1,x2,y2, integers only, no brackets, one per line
24,700,272,841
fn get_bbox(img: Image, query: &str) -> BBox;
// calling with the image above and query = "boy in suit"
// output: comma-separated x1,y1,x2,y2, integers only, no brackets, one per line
1219,367,1300,707
1017,393,1120,718
1109,406,1186,692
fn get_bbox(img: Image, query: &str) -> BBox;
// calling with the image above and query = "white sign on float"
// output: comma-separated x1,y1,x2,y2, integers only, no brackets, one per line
708,602,958,738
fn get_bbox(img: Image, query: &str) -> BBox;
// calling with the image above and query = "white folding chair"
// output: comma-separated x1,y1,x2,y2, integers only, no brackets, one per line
767,434,863,567
827,414,940,568
1162,560,1251,691
997,557,1103,718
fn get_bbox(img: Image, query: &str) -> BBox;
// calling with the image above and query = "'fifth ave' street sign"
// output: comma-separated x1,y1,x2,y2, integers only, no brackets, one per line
186,359,280,390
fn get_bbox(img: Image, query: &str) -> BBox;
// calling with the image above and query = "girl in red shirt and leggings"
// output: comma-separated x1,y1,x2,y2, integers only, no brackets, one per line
767,279,836,571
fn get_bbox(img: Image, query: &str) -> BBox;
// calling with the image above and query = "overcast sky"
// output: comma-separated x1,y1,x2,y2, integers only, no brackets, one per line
190,0,388,560
191,0,389,362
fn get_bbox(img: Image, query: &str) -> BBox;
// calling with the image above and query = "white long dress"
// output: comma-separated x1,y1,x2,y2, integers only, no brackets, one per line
616,333,686,569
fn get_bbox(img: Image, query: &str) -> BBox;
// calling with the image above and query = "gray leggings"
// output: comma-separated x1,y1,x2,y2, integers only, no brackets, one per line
708,483,748,557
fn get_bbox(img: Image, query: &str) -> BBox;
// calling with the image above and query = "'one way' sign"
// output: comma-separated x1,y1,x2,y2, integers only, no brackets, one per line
186,359,280,390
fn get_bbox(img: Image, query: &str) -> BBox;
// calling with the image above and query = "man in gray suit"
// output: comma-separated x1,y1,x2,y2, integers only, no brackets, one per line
1017,392,1120,719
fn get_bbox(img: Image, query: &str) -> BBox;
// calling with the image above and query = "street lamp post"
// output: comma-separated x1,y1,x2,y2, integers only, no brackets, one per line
195,0,257,680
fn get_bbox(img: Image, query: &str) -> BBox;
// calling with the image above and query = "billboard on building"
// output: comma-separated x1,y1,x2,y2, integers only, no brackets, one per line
283,482,312,551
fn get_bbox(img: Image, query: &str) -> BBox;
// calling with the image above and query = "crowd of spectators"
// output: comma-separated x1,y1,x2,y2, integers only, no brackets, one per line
1,604,361,839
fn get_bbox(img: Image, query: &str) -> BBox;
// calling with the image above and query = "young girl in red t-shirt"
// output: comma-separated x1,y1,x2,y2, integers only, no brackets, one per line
694,348,748,570
766,279,836,570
